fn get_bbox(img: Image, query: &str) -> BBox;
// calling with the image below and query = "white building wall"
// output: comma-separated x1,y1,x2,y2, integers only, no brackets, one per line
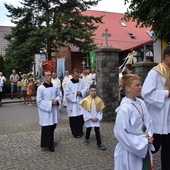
0,26,12,56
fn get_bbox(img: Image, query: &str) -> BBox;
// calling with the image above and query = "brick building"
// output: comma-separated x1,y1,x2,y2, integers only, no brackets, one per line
53,10,153,73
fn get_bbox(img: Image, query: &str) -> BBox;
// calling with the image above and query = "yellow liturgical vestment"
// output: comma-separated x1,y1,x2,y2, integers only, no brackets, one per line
79,95,105,112
153,63,170,89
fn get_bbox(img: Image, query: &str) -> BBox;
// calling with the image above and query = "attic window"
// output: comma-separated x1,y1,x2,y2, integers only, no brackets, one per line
146,30,153,38
128,32,136,39
120,21,127,27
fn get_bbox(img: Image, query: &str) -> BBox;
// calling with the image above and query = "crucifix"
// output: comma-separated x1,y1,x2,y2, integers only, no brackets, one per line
102,28,111,47
82,60,86,69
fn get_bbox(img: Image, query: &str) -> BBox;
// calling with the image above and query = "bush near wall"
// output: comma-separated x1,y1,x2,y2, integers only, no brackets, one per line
3,78,11,94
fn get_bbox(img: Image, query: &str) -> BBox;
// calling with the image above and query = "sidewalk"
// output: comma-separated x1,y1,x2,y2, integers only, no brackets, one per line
0,100,161,170
2,96,36,104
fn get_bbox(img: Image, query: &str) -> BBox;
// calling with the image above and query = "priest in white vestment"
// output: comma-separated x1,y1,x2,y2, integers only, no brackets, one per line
89,69,96,84
51,72,61,89
62,71,72,107
141,46,170,170
114,74,154,170
82,69,92,88
64,69,88,138
37,70,62,152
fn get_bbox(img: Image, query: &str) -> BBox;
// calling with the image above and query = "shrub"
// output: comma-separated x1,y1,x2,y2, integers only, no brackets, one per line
3,78,11,94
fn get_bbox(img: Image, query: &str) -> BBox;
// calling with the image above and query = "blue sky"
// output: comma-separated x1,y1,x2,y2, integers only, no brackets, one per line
0,0,130,26
0,0,19,26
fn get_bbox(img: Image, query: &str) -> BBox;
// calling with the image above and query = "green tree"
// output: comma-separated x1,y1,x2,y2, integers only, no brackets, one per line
4,0,103,73
0,55,4,72
124,0,170,41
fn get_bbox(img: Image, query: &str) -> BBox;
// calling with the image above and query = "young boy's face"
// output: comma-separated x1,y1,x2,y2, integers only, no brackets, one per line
89,88,97,97
44,71,52,83
128,79,141,97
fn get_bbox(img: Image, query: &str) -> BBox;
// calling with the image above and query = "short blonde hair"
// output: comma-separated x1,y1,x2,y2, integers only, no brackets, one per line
121,74,140,91
22,74,27,78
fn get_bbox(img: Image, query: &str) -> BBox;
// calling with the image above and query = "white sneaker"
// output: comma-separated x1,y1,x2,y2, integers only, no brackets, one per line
28,103,32,106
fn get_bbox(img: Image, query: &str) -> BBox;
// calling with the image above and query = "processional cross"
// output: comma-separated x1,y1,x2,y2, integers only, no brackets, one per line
82,60,86,69
102,28,111,47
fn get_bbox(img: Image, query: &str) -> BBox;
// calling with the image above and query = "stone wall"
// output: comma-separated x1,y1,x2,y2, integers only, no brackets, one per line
94,48,158,121
95,47,120,121
133,61,158,85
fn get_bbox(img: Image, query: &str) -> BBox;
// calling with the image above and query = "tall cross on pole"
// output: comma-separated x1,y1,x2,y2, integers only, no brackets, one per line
102,28,111,47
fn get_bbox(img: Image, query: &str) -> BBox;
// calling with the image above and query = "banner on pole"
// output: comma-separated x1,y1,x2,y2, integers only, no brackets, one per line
42,60,53,73
56,58,65,79
89,51,95,69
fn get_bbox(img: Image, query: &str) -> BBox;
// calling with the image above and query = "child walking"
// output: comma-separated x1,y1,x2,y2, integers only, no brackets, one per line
79,83,106,150
21,74,28,104
114,74,154,170
27,78,33,106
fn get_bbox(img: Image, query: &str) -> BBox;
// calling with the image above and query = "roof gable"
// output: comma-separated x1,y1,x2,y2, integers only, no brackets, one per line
82,10,152,51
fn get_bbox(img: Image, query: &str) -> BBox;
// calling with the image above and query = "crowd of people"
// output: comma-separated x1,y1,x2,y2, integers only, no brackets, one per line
1,46,170,170
35,44,170,170
35,47,170,170
36,68,105,152
0,70,35,107
0,68,96,107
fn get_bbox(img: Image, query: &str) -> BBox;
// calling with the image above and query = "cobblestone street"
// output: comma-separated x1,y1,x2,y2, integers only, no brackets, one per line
0,100,161,170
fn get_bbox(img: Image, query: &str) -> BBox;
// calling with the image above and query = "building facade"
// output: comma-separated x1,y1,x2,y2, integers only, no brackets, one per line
0,26,12,56
0,10,154,72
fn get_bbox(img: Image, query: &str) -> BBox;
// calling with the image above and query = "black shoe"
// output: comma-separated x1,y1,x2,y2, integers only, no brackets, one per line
73,135,78,138
73,135,81,138
17,96,20,99
49,146,55,152
11,97,13,99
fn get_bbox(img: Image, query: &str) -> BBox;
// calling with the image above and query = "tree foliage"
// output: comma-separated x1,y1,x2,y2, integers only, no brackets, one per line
0,55,4,72
124,0,170,41
4,0,103,73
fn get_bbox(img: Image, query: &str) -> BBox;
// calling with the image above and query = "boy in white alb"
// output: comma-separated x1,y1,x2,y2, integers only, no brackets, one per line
79,83,106,150
114,74,154,170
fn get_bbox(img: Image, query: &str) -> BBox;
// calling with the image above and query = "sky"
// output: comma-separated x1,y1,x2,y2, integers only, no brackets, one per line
0,0,130,26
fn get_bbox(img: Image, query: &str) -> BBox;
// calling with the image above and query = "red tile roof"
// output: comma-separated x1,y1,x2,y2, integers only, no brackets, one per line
82,10,152,51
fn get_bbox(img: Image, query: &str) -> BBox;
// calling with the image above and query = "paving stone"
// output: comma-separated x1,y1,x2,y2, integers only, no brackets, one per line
0,100,161,170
